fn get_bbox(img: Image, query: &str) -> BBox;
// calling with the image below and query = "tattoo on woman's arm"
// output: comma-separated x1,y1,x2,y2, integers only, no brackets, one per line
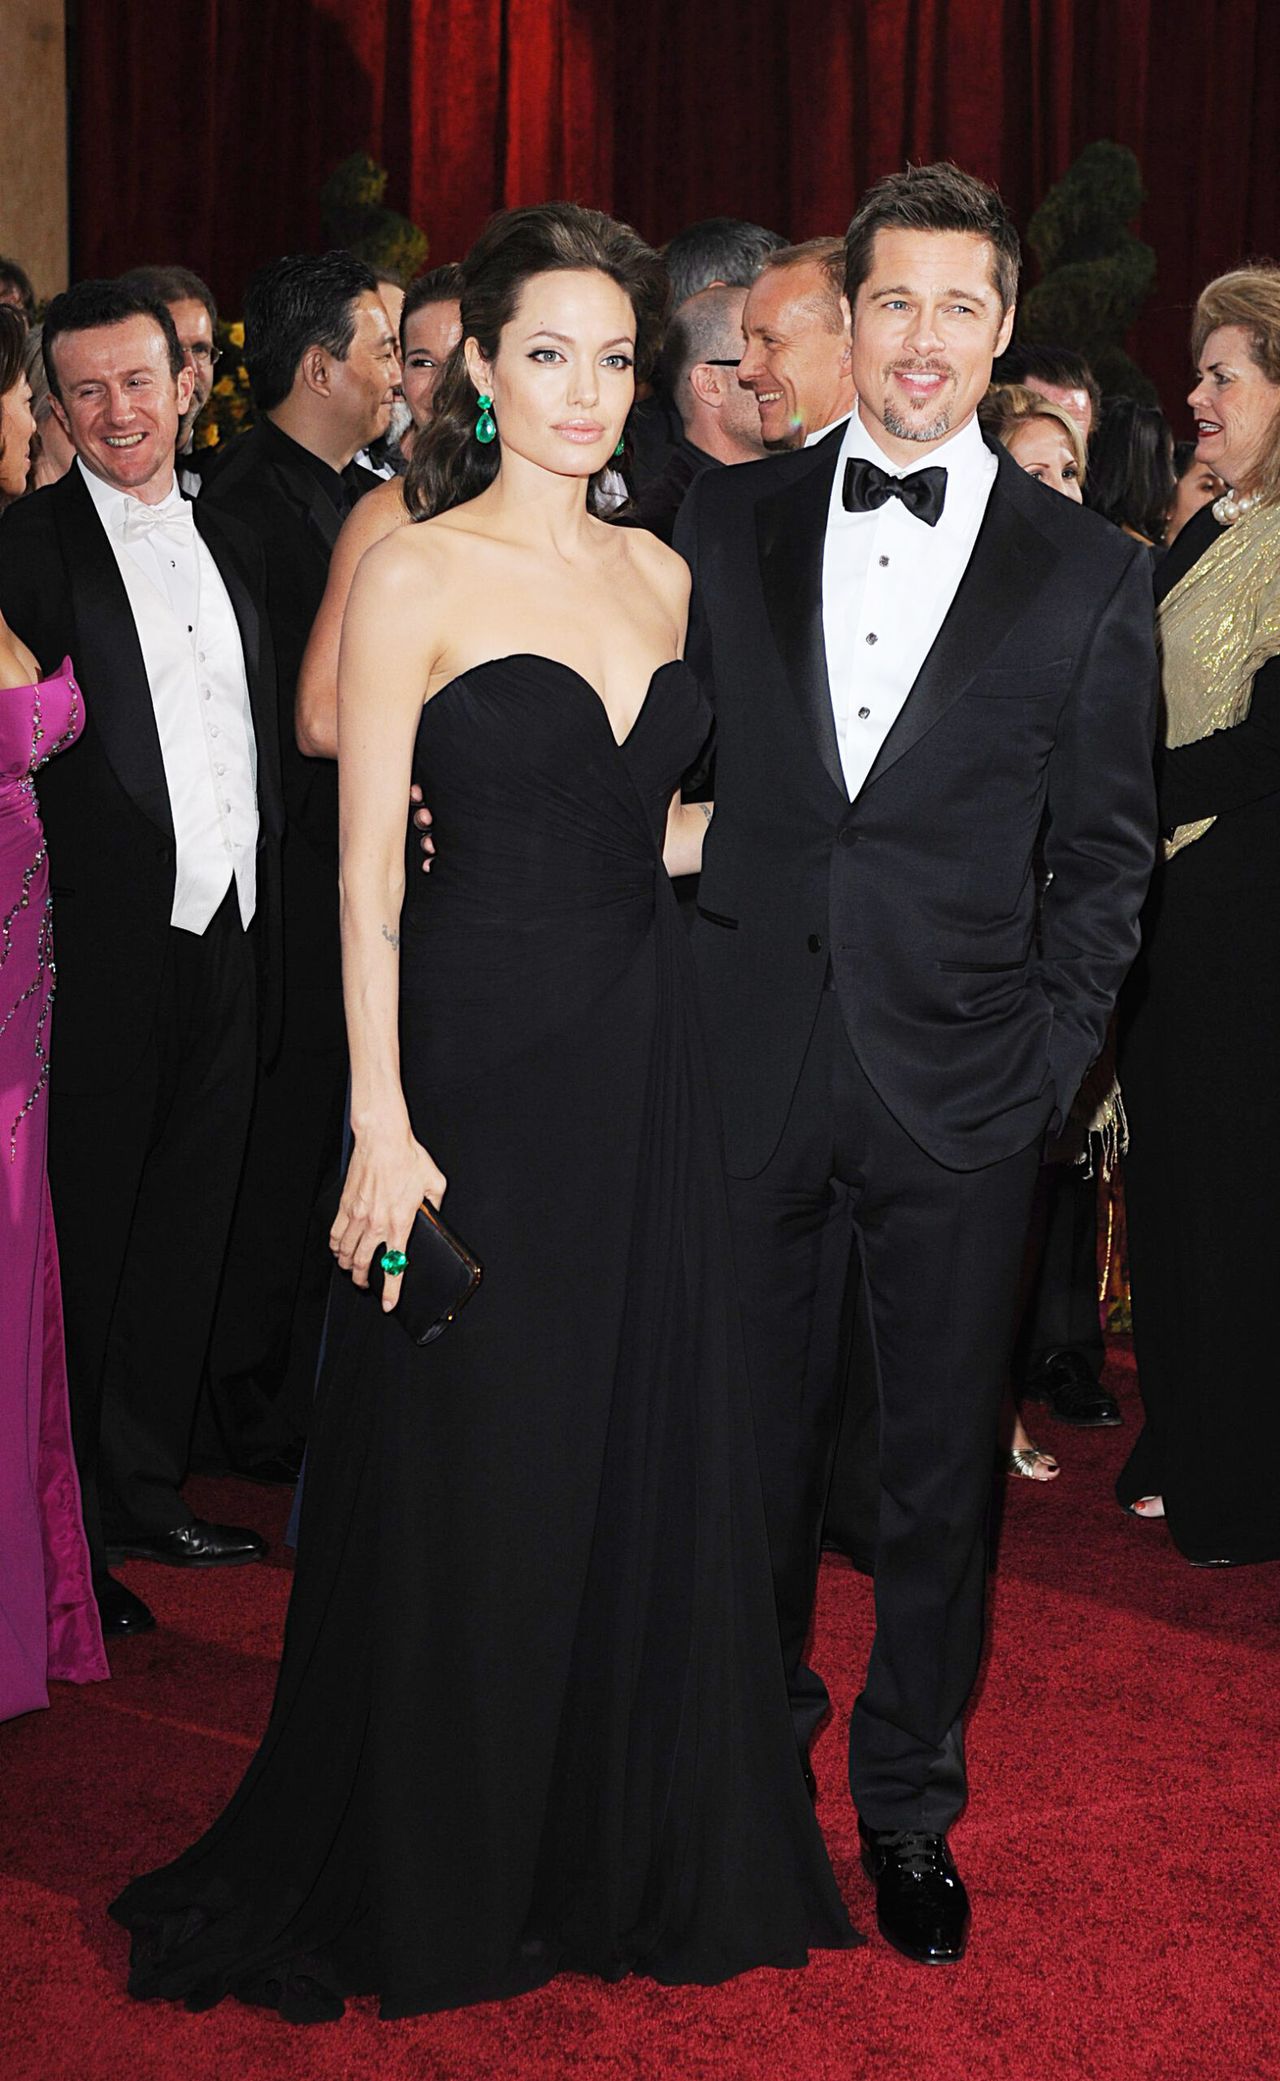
698,803,714,826
381,923,401,950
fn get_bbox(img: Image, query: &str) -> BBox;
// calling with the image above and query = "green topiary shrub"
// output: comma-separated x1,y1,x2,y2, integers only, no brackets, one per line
319,152,429,287
1018,141,1157,401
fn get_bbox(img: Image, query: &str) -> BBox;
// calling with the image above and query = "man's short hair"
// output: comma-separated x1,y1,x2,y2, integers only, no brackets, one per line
660,285,747,422
662,217,788,311
402,263,464,346
845,163,1021,312
756,238,848,331
241,249,379,413
992,341,1102,426
0,255,36,325
41,278,185,403
117,264,218,332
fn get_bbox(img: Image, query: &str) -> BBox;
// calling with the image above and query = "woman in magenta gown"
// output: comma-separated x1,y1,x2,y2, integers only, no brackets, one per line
0,307,106,1721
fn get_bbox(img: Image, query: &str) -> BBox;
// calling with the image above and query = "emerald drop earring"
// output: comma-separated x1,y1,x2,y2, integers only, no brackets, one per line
475,393,497,444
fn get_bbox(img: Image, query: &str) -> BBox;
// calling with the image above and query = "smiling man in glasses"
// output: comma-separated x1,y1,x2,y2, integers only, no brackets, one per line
119,265,222,494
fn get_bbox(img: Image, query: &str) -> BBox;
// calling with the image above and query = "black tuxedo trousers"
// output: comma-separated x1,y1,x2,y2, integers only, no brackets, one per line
51,885,256,1564
721,985,1040,1828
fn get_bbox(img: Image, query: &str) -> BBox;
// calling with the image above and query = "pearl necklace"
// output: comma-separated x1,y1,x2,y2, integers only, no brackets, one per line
1212,485,1262,526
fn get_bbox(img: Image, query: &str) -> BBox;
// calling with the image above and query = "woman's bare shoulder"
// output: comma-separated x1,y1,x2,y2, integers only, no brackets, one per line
338,476,409,555
613,521,692,616
355,504,465,594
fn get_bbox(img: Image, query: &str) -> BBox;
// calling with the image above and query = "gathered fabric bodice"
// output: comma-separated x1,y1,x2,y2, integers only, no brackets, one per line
402,653,709,1086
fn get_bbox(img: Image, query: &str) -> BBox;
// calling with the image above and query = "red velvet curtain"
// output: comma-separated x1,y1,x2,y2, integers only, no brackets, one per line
70,0,1280,419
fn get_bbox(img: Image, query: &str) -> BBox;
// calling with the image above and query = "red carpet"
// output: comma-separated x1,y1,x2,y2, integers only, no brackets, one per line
2,1344,1276,2081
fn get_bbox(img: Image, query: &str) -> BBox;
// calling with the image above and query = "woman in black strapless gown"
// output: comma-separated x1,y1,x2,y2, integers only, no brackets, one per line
111,210,854,2019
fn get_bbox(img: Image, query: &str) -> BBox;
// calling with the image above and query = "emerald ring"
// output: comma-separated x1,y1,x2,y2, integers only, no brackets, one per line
379,1249,408,1277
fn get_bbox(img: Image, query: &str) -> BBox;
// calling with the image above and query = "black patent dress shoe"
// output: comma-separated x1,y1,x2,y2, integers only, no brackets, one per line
1025,1347,1121,1428
105,1519,266,1568
858,1818,970,1964
95,1573,157,1637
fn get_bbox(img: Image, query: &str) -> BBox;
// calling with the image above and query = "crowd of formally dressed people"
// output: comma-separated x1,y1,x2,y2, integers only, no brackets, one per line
1,161,1278,2021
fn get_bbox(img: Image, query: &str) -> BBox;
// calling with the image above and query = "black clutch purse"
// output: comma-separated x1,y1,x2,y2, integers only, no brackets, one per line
368,1198,483,1345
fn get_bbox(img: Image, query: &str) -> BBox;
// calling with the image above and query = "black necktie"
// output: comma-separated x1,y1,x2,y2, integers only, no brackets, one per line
842,455,947,528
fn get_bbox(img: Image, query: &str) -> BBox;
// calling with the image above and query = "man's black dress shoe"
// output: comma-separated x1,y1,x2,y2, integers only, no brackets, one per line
95,1573,157,1637
105,1520,266,1568
858,1818,970,1964
1025,1347,1121,1428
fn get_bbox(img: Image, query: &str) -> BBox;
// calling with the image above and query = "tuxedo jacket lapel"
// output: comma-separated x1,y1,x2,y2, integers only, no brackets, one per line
55,469,175,842
861,449,1060,794
755,436,847,800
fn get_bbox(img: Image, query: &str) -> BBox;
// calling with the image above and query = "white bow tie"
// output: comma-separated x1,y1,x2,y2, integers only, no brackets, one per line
121,499,194,543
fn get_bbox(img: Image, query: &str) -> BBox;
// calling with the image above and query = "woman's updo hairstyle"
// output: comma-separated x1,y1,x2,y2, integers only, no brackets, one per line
406,202,668,521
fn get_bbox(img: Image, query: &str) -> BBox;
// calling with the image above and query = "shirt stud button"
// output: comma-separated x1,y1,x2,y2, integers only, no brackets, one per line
879,555,890,567
866,632,878,646
858,706,871,720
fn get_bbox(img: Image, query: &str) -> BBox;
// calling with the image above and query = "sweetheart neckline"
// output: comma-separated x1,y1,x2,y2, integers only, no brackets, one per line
418,654,690,752
0,655,75,698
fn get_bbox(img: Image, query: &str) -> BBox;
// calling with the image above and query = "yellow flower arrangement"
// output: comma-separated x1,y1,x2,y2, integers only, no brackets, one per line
195,318,256,453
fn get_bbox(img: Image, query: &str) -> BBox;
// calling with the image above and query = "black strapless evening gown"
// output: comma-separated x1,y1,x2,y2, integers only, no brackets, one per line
111,656,856,2020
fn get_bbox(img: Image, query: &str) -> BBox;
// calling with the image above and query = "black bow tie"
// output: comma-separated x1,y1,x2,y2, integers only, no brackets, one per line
843,455,947,528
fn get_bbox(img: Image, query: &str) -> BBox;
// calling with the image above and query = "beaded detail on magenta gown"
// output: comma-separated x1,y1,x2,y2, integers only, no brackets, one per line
0,656,107,1722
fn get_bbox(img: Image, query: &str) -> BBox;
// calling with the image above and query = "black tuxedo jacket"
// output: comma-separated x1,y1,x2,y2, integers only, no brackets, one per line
676,426,1159,1176
0,465,284,1094
201,419,347,752
202,418,359,1049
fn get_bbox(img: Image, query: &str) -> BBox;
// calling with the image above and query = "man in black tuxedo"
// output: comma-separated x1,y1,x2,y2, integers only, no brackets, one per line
196,253,399,1475
676,165,1157,1963
0,280,283,1636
